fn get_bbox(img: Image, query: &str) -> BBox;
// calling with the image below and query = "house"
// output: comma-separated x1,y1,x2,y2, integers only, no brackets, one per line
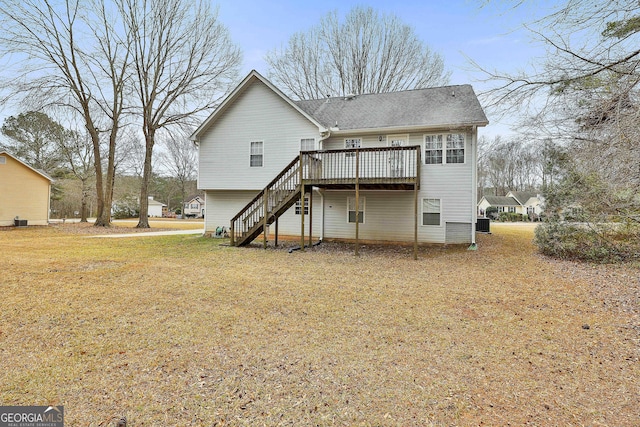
191,70,488,254
478,191,542,219
0,151,52,226
147,196,166,218
507,191,543,219
183,195,205,218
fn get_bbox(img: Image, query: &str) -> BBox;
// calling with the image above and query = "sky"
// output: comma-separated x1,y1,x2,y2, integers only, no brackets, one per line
0,0,560,141
213,0,558,139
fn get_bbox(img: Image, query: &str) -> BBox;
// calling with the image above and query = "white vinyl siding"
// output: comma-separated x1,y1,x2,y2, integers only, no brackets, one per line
198,79,320,190
300,138,315,151
446,222,472,244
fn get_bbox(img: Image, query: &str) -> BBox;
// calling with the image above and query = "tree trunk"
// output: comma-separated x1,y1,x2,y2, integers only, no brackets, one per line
137,129,155,228
80,177,89,223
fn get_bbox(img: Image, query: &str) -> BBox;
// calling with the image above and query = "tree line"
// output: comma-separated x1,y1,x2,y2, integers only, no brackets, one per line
0,3,449,228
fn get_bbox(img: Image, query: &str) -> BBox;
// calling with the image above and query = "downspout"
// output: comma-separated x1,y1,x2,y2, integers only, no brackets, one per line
468,126,478,250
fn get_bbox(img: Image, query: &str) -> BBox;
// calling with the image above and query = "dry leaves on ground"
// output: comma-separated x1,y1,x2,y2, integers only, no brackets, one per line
0,223,638,426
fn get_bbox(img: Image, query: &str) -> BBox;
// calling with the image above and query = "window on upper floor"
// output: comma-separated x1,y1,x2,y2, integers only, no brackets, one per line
446,133,465,164
345,138,361,157
250,141,263,167
424,133,465,164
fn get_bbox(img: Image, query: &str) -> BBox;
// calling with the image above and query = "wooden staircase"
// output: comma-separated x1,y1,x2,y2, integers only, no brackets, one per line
230,155,302,246
229,146,421,247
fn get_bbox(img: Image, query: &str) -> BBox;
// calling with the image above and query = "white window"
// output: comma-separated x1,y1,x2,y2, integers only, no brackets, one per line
446,134,465,164
347,196,365,223
295,196,309,215
345,138,361,157
0,156,5,165
300,138,315,152
250,141,263,167
424,135,443,164
424,133,465,164
508,206,516,213
422,198,441,226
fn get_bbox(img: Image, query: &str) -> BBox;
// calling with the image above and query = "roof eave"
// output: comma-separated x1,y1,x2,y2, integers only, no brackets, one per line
190,70,327,141
328,121,489,135
0,151,54,182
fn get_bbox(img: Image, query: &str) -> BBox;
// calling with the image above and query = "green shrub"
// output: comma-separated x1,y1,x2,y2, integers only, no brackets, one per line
534,221,640,263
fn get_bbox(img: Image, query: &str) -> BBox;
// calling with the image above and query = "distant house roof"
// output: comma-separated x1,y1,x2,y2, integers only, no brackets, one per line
508,191,538,205
185,195,204,203
147,198,166,207
295,85,488,132
0,151,53,182
191,70,488,140
481,196,520,206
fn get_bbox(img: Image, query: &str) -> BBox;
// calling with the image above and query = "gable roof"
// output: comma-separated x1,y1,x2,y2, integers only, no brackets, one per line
0,151,53,182
295,85,488,132
481,195,520,207
508,191,538,205
191,71,489,141
191,70,326,140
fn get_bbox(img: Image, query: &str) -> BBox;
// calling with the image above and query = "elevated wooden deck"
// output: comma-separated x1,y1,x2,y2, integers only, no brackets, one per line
230,146,421,257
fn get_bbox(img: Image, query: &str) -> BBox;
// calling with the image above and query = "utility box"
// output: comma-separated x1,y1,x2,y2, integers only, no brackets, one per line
476,217,490,233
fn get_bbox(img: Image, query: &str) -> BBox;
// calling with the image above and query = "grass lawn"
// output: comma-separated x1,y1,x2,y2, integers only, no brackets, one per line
1,223,638,426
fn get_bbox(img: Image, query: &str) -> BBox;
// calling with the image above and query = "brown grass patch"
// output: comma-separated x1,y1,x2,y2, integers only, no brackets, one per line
1,223,638,426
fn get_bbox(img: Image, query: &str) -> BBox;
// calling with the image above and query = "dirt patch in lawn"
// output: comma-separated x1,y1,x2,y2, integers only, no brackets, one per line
0,224,638,426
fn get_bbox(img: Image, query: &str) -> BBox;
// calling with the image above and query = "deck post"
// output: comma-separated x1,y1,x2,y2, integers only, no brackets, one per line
300,155,305,251
275,218,279,247
355,149,360,257
308,189,313,247
263,188,269,249
230,219,235,246
414,181,418,260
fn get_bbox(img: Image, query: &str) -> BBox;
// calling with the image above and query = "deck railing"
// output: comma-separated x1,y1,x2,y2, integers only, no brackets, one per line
300,145,420,184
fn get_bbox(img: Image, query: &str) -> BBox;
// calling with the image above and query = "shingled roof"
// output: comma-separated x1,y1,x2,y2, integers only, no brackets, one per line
482,196,520,206
295,85,488,131
191,71,488,140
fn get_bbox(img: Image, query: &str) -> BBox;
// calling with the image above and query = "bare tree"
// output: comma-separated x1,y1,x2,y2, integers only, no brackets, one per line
266,6,450,99
56,126,95,222
0,0,129,227
117,0,241,228
159,130,197,218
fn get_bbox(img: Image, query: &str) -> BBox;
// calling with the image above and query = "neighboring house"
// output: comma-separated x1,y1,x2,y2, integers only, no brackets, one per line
0,151,52,226
507,191,543,219
191,70,488,251
147,196,166,218
478,195,523,217
478,191,543,219
183,195,205,218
